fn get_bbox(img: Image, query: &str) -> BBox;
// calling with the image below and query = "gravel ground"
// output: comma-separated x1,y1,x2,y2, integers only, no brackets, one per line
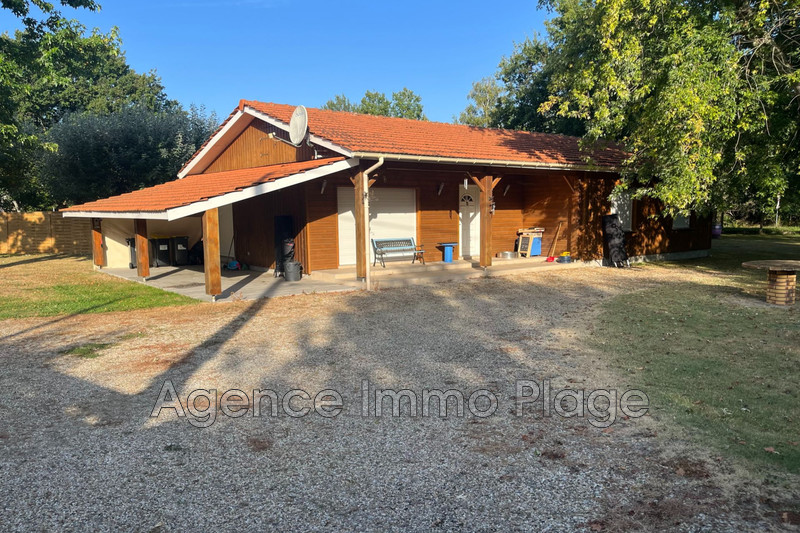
0,265,793,531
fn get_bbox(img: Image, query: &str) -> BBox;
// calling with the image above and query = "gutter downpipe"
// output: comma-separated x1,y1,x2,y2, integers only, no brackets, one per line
362,157,384,291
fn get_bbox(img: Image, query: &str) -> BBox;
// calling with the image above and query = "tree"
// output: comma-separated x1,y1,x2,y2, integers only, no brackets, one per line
537,0,799,214
42,105,218,207
0,0,101,209
493,37,585,136
358,91,392,116
455,77,502,127
0,4,184,210
321,94,356,112
390,87,427,120
322,88,428,119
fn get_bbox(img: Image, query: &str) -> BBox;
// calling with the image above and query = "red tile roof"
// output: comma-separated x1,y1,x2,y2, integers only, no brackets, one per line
63,158,344,214
240,100,626,168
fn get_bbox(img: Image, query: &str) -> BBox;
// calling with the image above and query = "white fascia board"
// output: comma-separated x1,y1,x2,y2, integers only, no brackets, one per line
177,110,251,178
61,211,169,220
242,107,353,158
164,158,358,220
350,152,618,173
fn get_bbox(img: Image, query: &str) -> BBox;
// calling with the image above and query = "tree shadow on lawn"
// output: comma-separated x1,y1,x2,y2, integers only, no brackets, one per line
0,253,85,270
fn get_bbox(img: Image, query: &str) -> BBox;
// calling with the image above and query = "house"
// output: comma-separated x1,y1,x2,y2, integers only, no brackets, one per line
61,100,712,296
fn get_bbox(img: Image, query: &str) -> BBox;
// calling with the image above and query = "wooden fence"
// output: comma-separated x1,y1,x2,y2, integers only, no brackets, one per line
0,212,91,255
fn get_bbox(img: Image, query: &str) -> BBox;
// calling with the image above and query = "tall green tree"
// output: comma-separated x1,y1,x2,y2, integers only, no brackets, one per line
0,2,185,210
321,94,356,112
390,87,427,120
358,90,392,116
1,0,100,209
494,37,585,136
538,0,799,214
42,105,218,207
322,88,428,119
455,77,502,127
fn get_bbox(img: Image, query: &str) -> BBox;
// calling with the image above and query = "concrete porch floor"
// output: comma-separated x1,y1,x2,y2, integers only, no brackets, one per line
314,256,594,289
101,265,358,302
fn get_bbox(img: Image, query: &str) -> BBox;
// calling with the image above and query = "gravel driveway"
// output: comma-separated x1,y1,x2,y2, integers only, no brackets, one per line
0,266,786,531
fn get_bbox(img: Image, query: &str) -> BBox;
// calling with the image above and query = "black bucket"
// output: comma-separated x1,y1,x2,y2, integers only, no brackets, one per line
284,261,302,282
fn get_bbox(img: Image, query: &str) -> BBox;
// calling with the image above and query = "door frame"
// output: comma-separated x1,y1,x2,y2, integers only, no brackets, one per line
458,184,481,259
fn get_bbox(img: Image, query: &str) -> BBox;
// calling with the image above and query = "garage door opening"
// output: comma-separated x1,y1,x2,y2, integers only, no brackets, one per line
337,187,417,266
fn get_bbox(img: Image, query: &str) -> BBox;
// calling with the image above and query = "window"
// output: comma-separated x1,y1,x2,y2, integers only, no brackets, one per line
610,192,633,232
672,213,690,230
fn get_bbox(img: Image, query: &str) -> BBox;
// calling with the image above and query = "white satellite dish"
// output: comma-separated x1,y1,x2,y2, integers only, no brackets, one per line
289,105,309,146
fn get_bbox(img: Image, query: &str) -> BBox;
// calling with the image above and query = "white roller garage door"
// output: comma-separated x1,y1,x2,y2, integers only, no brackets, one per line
337,187,417,266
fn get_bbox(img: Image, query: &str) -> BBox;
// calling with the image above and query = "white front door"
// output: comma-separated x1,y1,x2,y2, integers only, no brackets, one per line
337,187,417,266
459,185,481,258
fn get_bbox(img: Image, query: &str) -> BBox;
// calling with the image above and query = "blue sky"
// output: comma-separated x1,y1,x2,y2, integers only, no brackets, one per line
2,1,548,123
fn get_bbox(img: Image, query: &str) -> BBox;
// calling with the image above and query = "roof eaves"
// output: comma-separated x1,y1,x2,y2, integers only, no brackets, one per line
349,152,619,173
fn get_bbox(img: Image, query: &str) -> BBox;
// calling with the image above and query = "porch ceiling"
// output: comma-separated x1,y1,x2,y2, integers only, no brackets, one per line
61,157,356,221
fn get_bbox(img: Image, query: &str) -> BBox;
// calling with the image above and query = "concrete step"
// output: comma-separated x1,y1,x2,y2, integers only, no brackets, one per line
370,269,487,289
313,260,476,281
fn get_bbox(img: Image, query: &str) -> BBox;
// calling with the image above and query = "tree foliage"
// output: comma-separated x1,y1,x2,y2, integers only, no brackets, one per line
539,0,799,215
460,0,799,217
455,77,502,127
0,1,211,210
322,88,427,120
42,105,217,206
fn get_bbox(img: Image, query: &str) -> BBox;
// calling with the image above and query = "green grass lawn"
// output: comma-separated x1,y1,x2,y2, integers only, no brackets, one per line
595,235,800,473
0,254,196,319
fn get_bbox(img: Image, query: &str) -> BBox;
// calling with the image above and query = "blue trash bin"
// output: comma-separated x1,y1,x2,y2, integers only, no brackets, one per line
438,242,457,263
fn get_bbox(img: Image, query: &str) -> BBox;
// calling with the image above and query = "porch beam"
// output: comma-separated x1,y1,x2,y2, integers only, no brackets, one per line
202,208,222,297
479,175,500,267
134,219,150,278
353,169,367,279
91,218,104,268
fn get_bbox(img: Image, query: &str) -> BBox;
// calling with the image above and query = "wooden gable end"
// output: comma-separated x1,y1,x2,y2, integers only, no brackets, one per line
201,119,339,174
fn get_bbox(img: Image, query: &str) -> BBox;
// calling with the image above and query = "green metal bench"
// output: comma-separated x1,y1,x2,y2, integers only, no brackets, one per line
371,238,425,268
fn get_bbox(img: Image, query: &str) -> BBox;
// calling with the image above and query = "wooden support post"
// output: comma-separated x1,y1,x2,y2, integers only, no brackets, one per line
91,218,104,268
202,208,222,297
352,170,367,280
134,219,150,278
475,174,500,267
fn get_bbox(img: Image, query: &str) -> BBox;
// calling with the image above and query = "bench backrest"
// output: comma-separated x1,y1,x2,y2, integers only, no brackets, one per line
372,238,416,250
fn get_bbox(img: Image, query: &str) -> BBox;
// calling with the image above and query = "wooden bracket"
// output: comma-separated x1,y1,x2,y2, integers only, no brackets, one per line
470,175,485,193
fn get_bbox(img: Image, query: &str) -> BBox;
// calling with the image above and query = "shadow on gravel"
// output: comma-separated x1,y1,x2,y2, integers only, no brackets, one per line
0,259,792,530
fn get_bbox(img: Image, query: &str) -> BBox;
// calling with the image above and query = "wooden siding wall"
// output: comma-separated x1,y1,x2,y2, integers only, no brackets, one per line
626,198,712,257
492,178,525,255
522,172,577,257
226,160,711,271
304,174,351,271
0,212,91,255
570,174,712,260
202,121,337,174
232,184,309,270
574,174,615,260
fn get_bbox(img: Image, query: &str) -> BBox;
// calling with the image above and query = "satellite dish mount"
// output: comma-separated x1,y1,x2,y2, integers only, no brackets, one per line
289,105,309,146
